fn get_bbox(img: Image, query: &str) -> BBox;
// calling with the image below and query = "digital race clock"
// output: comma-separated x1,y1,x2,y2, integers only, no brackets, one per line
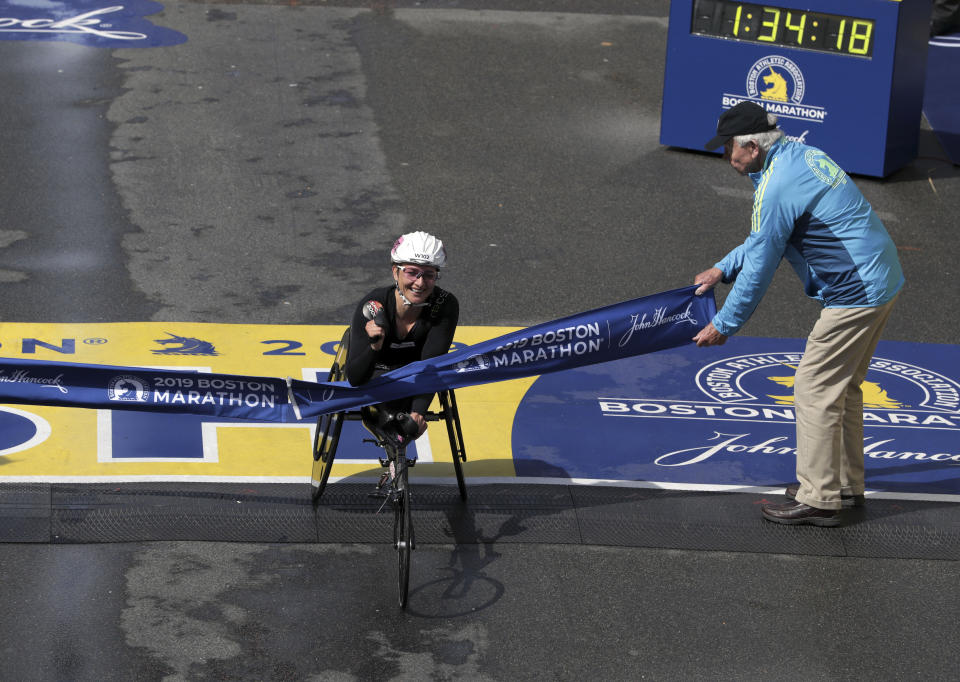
691,0,876,57
660,0,933,177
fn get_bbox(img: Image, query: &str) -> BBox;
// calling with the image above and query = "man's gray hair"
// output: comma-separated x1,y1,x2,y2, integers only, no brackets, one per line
733,112,784,151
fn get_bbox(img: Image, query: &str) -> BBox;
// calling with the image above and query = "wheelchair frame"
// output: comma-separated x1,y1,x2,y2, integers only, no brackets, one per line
310,328,468,503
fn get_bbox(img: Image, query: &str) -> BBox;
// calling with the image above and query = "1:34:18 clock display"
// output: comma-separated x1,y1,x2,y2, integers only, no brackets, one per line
691,0,875,58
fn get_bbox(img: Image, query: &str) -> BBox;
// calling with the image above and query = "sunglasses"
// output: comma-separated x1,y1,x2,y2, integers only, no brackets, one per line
398,266,439,282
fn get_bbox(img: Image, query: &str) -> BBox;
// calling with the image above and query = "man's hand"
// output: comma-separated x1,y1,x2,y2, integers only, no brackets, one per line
693,322,728,347
694,267,724,296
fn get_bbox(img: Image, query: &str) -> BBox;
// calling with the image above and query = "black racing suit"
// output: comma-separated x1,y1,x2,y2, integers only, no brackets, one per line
345,285,459,416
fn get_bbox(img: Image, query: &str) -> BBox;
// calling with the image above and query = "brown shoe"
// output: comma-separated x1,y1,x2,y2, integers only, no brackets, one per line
761,500,841,527
784,483,865,507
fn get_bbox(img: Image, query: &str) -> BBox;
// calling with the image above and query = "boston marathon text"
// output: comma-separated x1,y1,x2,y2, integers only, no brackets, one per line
599,400,960,428
491,323,603,366
152,378,277,409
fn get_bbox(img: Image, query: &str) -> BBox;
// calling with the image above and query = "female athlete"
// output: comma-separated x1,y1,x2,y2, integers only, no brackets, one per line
344,231,459,438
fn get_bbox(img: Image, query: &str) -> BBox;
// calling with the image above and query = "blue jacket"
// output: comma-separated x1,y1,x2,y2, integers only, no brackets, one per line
713,138,904,336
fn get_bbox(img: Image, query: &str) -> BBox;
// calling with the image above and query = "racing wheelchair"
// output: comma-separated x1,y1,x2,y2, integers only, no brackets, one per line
310,329,468,607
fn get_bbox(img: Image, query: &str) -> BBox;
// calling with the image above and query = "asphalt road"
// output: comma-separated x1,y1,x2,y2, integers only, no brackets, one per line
0,1,958,680
1,541,957,680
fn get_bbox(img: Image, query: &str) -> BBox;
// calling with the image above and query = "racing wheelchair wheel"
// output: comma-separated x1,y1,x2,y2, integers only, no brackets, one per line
394,455,413,609
311,329,350,504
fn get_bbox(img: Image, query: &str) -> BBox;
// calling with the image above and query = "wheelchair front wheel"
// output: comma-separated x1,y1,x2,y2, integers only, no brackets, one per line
394,458,413,608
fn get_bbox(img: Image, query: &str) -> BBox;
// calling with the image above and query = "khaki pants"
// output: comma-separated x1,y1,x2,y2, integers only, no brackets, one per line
793,295,898,510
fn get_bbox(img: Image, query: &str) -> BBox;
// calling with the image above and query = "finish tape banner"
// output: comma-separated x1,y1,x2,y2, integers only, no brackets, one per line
289,286,716,419
0,286,716,421
0,359,296,421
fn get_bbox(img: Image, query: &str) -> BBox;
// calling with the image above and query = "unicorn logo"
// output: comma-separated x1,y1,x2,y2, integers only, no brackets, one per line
765,366,906,409
152,332,220,356
760,67,789,102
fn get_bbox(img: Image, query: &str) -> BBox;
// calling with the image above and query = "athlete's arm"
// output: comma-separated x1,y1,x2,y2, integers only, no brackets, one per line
345,294,386,386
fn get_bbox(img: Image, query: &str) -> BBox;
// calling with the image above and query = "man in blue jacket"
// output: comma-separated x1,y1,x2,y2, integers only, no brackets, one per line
692,101,903,527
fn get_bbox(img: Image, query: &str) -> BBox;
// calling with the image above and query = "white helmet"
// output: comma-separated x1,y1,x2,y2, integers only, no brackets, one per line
390,231,447,269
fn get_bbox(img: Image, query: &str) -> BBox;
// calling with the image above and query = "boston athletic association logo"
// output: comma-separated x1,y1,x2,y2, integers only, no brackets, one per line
695,353,960,417
722,55,827,129
804,149,847,187
454,354,491,373
599,349,960,470
108,375,150,402
747,55,805,104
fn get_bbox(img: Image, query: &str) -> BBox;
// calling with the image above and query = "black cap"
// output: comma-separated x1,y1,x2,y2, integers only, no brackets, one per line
704,101,777,151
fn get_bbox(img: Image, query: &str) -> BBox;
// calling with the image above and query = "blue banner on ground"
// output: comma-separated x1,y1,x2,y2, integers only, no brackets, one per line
0,0,187,47
512,336,960,496
0,287,717,421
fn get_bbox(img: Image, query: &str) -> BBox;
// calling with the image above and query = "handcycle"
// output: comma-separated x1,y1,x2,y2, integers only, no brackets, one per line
310,329,468,608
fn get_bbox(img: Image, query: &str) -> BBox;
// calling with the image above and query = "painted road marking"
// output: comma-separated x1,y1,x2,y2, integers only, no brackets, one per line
0,322,956,502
